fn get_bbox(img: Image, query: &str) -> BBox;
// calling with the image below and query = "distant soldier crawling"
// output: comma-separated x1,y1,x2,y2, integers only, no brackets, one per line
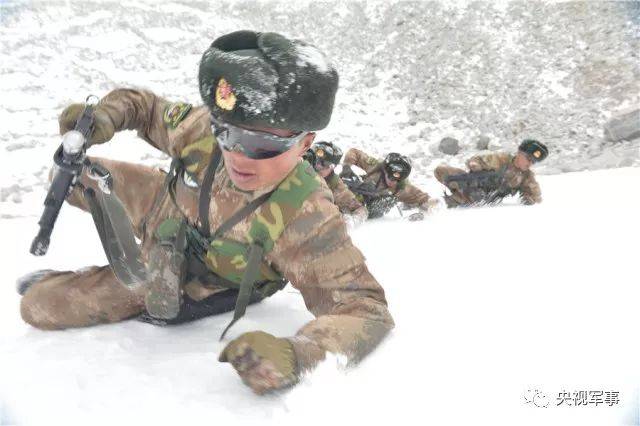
434,139,549,208
340,148,437,220
304,141,368,225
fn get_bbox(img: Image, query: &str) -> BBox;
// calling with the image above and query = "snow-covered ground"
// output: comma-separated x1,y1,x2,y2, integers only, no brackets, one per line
1,167,639,426
1,0,639,205
1,1,639,425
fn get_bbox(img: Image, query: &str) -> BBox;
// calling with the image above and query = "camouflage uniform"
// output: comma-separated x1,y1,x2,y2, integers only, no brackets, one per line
20,88,395,373
342,148,432,207
324,172,368,222
434,152,542,206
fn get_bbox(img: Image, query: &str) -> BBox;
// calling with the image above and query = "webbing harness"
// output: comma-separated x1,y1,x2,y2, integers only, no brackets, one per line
83,143,316,339
82,151,277,338
164,146,280,339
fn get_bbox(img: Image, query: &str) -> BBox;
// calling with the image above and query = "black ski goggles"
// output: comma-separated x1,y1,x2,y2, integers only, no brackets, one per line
385,164,409,181
211,116,308,160
390,171,403,180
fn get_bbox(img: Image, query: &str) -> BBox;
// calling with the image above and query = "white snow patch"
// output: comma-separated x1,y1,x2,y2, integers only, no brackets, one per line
539,69,573,99
67,30,144,53
1,168,639,426
140,27,194,44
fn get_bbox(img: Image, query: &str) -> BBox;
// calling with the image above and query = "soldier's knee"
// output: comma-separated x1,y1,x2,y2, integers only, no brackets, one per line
434,165,448,183
20,289,63,330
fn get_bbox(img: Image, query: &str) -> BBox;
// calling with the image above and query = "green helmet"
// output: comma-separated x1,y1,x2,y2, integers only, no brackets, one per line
383,152,412,181
518,139,548,162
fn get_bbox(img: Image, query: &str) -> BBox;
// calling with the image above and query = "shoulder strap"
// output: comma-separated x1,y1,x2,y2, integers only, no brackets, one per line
248,161,321,252
376,172,387,190
220,243,264,340
221,161,321,340
198,146,222,237
325,172,340,190
211,190,274,240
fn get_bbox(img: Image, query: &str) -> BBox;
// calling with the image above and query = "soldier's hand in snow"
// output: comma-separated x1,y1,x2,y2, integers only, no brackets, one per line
466,160,483,172
419,198,441,213
520,194,537,205
407,212,424,221
59,103,115,145
219,331,298,394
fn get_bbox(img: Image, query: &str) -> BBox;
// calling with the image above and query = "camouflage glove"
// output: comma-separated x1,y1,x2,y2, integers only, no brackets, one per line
219,331,298,394
58,103,115,145
466,159,483,172
419,198,441,213
520,194,536,206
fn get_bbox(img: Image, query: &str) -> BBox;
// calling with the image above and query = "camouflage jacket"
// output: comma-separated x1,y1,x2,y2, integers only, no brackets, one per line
343,148,431,207
465,152,542,204
91,88,394,372
325,172,368,222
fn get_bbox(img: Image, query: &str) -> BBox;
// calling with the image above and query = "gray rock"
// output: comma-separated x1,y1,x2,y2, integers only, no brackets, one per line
620,157,634,167
474,135,490,150
604,109,640,142
439,137,460,155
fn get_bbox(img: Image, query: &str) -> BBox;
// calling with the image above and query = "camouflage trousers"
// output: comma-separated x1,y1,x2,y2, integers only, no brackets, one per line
434,165,474,207
21,158,166,330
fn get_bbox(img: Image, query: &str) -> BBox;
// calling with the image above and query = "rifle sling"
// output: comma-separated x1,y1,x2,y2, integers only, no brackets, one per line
211,190,274,240
169,145,276,338
220,243,265,340
84,186,147,287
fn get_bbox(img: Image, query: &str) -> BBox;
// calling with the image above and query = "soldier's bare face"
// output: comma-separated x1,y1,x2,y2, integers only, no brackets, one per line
514,152,532,171
222,125,315,191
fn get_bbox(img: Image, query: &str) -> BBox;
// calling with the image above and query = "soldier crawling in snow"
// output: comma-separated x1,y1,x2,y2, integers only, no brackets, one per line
303,141,368,226
339,148,438,220
18,31,394,395
434,139,549,208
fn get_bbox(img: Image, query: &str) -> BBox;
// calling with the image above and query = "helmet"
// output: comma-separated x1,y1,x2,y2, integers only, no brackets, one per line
303,148,316,165
309,141,343,167
518,139,548,163
383,152,412,181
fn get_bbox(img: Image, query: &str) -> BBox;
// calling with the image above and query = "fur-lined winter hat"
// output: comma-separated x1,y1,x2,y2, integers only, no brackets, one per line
198,30,339,132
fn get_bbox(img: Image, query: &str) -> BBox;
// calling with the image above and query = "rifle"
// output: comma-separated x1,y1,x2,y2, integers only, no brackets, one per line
30,96,147,288
30,96,97,255
445,167,513,205
342,174,399,219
